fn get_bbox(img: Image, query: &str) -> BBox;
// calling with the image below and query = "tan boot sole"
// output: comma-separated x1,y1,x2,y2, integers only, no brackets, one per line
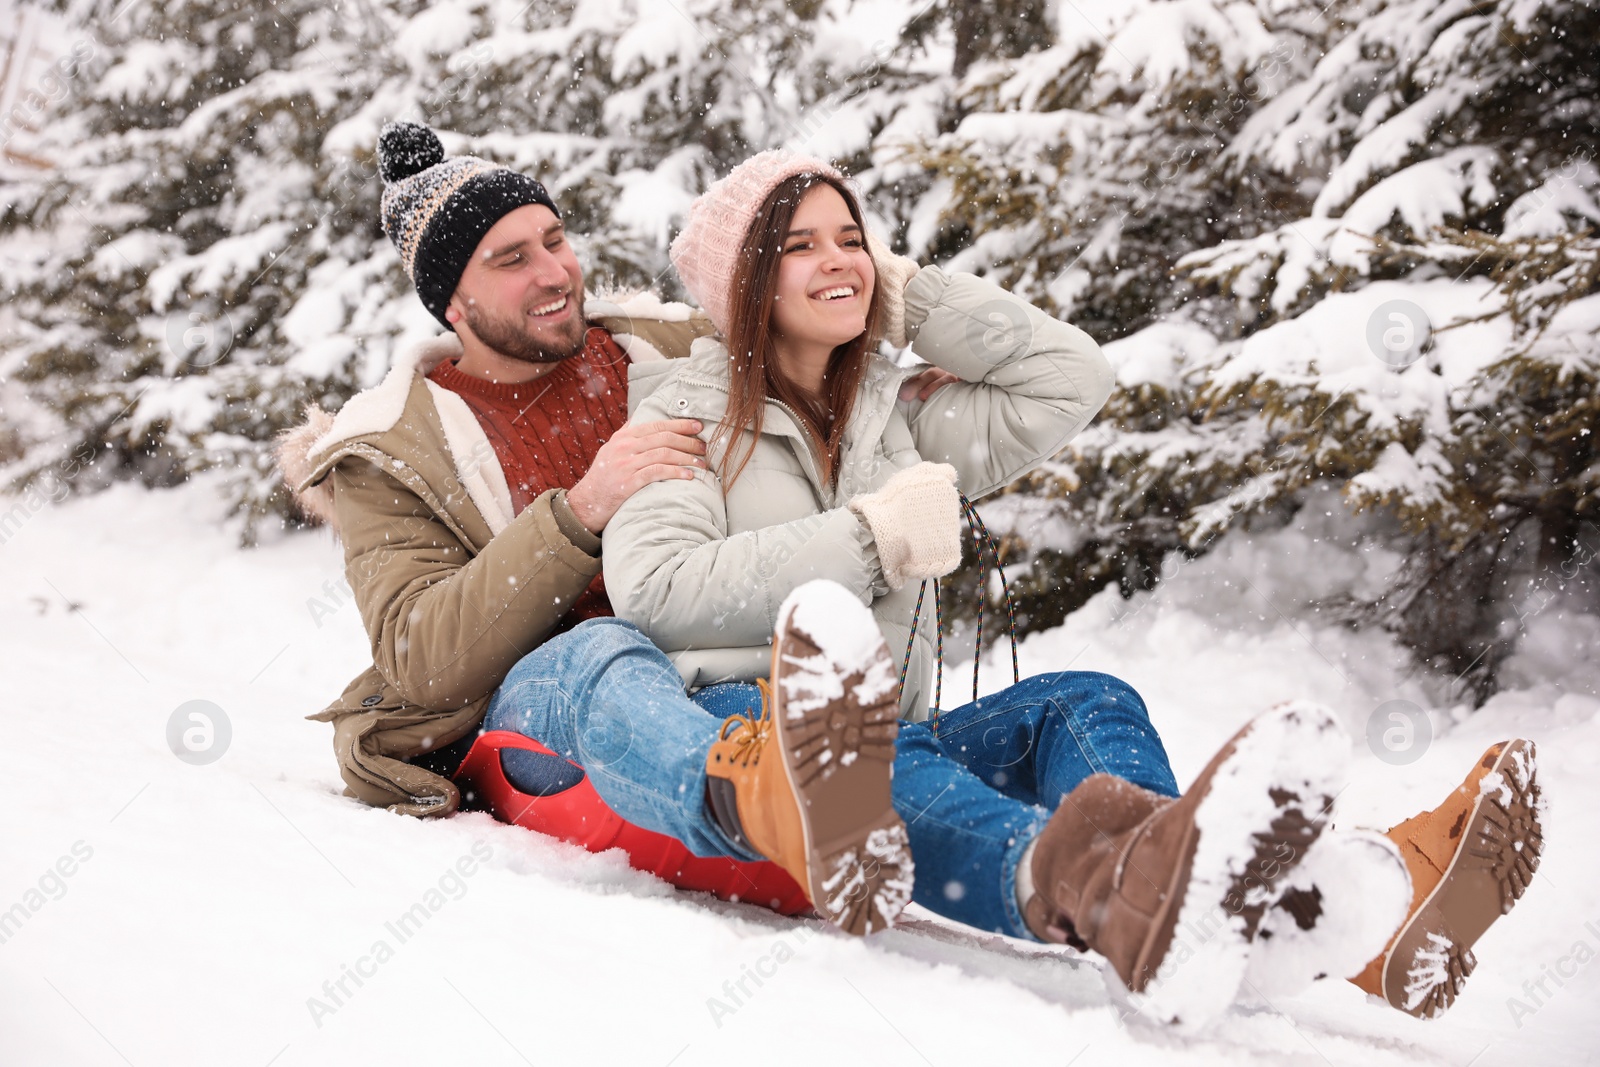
771,592,912,936
1377,739,1543,1018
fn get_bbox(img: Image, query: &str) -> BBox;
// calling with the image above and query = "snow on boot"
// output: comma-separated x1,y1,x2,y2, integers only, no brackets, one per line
1023,702,1348,1030
1349,739,1543,1019
1244,828,1412,997
704,579,911,936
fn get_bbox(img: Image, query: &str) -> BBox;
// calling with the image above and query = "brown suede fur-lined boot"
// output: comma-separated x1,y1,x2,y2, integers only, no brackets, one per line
1023,703,1348,1028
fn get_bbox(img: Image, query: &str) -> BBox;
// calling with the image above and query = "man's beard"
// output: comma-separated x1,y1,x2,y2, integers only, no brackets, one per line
463,287,589,365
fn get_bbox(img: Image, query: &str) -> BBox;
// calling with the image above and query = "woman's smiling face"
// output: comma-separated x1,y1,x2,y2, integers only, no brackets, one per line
769,183,877,355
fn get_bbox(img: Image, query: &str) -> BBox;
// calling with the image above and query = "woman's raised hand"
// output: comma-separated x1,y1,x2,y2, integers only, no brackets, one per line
846,461,962,591
866,232,922,349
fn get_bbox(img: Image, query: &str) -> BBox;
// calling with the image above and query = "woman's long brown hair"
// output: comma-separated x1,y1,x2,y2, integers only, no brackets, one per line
713,172,885,490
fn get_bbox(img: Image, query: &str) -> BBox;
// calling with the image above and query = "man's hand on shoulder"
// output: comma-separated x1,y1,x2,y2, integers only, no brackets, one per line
567,418,708,534
899,366,960,402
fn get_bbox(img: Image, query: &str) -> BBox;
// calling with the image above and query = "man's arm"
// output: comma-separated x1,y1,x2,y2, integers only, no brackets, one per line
329,416,708,709
331,457,602,710
564,418,707,533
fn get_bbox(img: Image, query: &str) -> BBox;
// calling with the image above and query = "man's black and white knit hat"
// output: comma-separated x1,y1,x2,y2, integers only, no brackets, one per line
377,121,560,330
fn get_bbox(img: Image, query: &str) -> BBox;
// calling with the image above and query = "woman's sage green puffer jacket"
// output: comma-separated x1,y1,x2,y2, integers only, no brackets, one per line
602,265,1114,720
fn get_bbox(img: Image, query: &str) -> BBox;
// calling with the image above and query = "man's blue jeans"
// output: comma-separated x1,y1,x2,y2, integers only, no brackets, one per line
482,617,1180,939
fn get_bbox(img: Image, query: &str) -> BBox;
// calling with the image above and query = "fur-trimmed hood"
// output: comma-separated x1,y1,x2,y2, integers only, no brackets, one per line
273,332,462,536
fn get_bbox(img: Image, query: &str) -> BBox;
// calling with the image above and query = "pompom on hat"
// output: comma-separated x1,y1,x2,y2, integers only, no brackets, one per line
377,121,561,329
670,149,847,337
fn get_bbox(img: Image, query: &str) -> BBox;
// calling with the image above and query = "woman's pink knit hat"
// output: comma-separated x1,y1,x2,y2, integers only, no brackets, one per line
670,149,847,337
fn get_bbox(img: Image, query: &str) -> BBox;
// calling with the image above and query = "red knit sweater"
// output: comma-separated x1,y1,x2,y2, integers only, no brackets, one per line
426,327,629,624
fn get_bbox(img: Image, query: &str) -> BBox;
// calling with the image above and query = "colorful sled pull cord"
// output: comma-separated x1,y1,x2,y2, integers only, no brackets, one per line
898,492,1020,737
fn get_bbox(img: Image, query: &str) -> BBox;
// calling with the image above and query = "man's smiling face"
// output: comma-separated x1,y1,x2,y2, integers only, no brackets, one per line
447,203,587,365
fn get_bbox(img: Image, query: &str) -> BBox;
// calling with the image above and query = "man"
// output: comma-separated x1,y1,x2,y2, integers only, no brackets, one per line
279,121,718,816
279,122,1541,1028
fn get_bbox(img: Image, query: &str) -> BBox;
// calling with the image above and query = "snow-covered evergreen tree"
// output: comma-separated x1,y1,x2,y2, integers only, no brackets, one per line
2,0,426,528
0,0,949,534
949,0,1598,700
0,0,1592,699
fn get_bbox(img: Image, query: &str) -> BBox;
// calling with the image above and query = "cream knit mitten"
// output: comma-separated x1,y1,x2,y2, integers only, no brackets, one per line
847,462,962,591
867,232,922,349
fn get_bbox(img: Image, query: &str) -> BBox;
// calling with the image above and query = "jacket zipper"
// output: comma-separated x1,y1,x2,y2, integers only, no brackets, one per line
688,378,829,495
677,365,900,503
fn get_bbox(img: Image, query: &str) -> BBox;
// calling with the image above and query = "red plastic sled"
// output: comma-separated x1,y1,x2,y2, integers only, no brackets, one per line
454,729,811,916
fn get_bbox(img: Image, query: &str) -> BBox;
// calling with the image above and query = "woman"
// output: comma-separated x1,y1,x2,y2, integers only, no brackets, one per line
601,151,1543,1025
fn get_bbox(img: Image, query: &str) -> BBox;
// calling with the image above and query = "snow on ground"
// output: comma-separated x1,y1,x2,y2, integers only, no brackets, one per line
1,478,1596,1066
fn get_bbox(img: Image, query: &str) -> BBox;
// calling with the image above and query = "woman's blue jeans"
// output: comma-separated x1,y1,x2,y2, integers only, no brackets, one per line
482,617,1179,940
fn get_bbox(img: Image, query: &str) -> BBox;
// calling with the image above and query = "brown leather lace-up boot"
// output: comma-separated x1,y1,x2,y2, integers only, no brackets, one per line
1350,739,1543,1018
1024,703,1347,1027
704,580,912,936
